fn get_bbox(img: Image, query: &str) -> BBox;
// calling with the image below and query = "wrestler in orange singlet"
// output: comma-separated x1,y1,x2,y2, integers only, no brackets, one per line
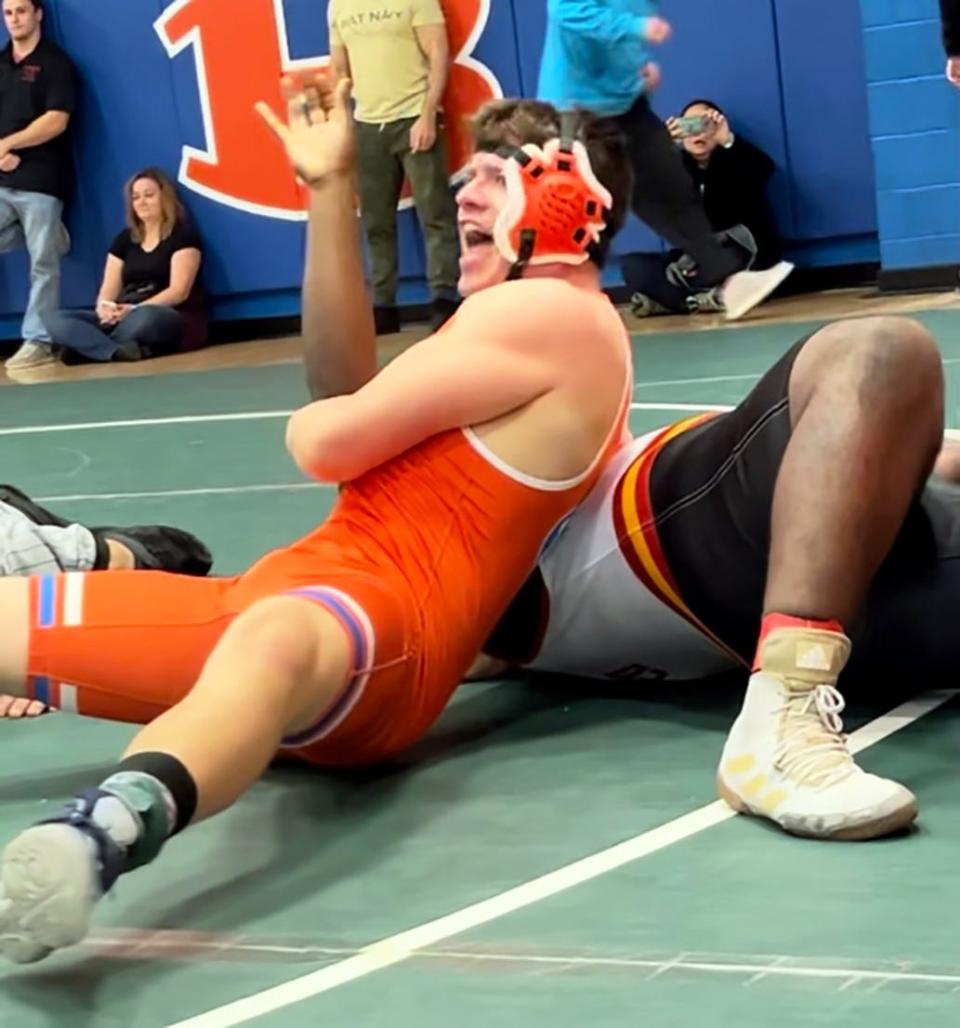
0,78,635,962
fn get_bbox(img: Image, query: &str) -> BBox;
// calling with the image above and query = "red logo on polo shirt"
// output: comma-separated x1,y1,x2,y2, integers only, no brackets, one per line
155,0,500,219
20,63,39,83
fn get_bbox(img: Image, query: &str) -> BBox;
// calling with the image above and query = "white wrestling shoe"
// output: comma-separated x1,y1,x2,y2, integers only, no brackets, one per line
716,628,917,841
0,825,98,963
721,261,794,321
0,791,126,964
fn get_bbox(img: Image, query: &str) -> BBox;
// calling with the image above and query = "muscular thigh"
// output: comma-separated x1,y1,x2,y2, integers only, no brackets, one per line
233,535,438,766
649,336,812,660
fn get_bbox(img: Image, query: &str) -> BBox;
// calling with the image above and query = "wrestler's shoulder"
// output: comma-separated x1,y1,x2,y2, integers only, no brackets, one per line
457,279,620,339
461,277,605,308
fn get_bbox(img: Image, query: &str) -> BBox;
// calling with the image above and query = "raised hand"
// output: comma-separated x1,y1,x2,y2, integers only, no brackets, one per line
255,74,356,187
705,109,732,146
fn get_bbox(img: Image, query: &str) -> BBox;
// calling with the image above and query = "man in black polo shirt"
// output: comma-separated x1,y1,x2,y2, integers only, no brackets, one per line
0,0,76,370
942,0,960,85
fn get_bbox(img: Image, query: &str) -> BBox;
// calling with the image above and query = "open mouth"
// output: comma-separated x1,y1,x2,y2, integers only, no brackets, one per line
462,229,494,250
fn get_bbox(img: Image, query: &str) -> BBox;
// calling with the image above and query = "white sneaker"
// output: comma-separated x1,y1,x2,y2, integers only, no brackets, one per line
717,628,917,841
0,824,99,963
5,341,57,371
721,261,794,321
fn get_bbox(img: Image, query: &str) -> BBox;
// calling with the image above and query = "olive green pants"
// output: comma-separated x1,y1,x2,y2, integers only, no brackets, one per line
355,116,460,305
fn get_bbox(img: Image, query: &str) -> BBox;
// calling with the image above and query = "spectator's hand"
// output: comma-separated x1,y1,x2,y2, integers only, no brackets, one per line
256,73,357,187
641,62,662,92
665,116,684,141
97,301,133,325
96,299,118,324
0,694,49,718
705,109,732,146
0,152,20,173
409,112,437,153
643,17,671,44
948,57,960,86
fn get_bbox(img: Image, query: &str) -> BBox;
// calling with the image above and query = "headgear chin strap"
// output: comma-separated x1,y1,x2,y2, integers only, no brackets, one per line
493,113,613,281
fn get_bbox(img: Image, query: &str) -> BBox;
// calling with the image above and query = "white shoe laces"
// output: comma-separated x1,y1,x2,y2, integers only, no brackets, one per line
774,683,857,788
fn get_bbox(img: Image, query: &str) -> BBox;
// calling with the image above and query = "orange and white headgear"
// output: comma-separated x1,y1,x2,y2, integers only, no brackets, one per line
492,114,614,279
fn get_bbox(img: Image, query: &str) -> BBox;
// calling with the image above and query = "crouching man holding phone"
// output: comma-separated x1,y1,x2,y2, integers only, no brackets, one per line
625,99,781,316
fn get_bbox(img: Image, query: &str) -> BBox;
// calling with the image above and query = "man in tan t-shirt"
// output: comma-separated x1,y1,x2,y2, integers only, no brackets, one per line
329,0,459,333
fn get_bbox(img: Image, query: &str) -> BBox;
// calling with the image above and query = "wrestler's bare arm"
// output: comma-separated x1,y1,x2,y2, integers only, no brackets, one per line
257,74,377,401
285,285,569,482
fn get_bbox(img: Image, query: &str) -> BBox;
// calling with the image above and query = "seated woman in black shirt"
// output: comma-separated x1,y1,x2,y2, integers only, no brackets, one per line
43,167,207,362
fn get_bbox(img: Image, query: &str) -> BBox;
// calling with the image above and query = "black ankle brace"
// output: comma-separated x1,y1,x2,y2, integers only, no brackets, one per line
113,752,198,835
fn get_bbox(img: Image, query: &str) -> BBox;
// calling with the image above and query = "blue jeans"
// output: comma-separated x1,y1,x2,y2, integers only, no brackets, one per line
0,187,65,344
42,306,185,362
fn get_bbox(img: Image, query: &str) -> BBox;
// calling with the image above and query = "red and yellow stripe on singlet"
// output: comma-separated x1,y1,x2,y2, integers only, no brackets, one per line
612,414,747,667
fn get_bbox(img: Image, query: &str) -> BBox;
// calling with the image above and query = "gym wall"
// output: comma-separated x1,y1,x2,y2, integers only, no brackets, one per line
0,1,950,336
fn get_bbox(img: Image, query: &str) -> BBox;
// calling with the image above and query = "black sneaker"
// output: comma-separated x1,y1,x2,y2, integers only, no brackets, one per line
92,526,213,577
113,340,147,362
685,288,726,314
373,305,400,335
630,292,672,318
430,296,461,332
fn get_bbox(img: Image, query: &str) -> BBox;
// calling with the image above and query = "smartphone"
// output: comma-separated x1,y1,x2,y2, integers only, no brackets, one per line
675,115,708,137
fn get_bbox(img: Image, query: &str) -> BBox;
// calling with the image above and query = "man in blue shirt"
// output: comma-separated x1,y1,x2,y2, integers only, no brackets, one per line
539,0,793,319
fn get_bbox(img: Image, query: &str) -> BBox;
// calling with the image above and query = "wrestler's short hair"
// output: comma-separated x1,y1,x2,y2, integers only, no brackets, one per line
470,98,632,268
